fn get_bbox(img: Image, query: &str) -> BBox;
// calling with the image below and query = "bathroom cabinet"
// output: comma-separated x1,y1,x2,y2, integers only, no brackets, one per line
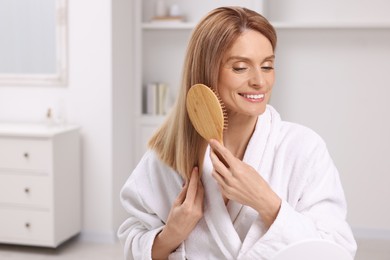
0,123,80,247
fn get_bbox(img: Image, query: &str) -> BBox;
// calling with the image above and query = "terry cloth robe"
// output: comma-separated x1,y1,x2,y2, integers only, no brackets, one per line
117,105,357,260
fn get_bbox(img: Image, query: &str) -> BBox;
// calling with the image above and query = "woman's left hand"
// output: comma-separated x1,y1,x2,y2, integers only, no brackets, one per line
209,139,281,227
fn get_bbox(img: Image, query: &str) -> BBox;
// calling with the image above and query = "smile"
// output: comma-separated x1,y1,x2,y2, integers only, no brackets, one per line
239,93,265,100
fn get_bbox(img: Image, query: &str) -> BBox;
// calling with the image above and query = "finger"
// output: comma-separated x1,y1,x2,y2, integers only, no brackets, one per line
194,178,204,208
210,149,232,179
174,183,188,205
209,139,235,166
212,171,230,198
183,178,189,189
210,149,224,172
184,167,199,204
211,169,226,186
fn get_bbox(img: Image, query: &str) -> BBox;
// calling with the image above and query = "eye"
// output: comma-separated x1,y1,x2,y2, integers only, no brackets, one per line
261,66,274,71
231,61,249,73
261,60,274,71
232,67,248,73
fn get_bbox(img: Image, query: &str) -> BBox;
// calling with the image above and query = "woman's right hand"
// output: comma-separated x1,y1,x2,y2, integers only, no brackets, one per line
152,167,204,259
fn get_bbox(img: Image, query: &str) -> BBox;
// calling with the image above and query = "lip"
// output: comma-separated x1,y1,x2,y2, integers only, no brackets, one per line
238,92,266,102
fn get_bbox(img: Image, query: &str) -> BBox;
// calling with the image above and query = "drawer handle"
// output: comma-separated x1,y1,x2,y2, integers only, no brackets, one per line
25,222,31,229
24,187,30,194
23,152,29,159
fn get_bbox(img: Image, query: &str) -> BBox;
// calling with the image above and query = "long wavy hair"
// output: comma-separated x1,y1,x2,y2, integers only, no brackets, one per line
148,6,277,180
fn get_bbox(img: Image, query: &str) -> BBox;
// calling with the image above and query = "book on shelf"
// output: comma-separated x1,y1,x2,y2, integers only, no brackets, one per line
145,82,168,115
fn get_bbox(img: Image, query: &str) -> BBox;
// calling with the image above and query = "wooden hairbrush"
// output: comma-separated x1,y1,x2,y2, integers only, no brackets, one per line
186,84,228,166
186,84,227,143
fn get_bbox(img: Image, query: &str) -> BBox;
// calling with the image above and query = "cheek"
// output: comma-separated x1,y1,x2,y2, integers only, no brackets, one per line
219,72,247,91
267,72,275,86
218,77,243,103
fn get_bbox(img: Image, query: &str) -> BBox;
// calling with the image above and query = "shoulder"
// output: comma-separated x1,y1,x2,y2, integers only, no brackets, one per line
120,150,182,221
121,150,183,206
279,121,325,148
128,150,182,187
275,119,330,169
266,105,326,152
270,117,339,190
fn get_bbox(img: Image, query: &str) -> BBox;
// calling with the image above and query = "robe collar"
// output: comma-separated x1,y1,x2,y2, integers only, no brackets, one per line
201,106,277,258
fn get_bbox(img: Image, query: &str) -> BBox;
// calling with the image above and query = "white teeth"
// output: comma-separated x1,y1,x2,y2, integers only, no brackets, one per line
242,94,264,99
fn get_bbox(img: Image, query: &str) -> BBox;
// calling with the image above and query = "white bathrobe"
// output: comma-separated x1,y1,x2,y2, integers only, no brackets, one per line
118,105,357,260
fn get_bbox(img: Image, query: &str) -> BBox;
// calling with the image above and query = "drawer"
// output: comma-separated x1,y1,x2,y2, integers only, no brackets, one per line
0,174,51,208
0,208,53,243
0,138,51,172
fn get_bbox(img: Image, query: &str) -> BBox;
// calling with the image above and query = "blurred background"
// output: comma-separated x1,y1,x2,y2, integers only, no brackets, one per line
0,0,389,259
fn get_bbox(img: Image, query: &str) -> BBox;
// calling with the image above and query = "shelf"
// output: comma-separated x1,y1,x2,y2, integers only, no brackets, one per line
272,21,390,29
142,22,196,30
143,21,390,30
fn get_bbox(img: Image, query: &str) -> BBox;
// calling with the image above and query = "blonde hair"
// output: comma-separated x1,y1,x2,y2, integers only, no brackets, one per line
148,7,277,180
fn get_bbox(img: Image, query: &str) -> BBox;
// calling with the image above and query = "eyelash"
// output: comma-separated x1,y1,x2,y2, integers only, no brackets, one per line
232,67,248,72
261,66,274,71
232,66,274,73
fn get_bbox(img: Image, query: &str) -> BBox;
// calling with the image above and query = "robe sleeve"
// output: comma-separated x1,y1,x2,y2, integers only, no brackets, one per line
241,134,357,260
117,150,186,260
117,177,165,260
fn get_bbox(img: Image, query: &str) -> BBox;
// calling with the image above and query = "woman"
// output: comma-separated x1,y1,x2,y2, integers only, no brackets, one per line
118,7,357,260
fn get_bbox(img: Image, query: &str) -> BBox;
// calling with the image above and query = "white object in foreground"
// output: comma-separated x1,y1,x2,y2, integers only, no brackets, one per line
272,239,352,260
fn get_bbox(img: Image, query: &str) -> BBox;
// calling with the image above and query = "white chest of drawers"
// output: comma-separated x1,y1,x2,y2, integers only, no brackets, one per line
0,123,81,247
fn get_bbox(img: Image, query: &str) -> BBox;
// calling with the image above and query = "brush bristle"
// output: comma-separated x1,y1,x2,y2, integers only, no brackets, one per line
211,88,228,130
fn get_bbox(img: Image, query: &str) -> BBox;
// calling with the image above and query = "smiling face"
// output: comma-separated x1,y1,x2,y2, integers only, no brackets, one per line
217,29,275,119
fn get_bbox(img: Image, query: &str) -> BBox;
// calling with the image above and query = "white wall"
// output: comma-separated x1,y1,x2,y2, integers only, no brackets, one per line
271,28,390,233
267,0,390,238
69,0,115,241
0,0,133,243
267,0,390,24
112,0,134,233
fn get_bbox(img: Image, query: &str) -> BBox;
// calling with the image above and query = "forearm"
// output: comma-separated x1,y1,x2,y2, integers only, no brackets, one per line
254,189,281,228
151,226,182,259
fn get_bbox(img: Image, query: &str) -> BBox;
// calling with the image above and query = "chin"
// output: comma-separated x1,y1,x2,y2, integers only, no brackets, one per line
244,109,266,118
254,105,267,116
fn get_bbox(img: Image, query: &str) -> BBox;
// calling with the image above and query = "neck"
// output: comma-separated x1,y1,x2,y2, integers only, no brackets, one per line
223,114,257,159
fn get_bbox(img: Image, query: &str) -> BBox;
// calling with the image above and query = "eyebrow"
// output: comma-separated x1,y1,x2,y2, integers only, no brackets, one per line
225,54,275,63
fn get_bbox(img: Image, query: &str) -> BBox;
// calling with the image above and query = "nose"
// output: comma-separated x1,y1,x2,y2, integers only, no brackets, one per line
248,68,265,88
